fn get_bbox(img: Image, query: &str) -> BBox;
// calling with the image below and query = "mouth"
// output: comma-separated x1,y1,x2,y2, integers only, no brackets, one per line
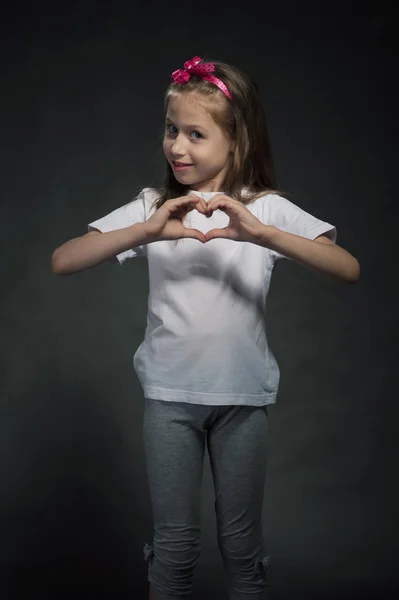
172,161,193,169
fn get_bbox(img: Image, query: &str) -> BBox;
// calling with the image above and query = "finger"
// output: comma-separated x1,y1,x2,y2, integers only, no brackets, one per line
184,228,206,243
172,195,207,217
171,196,201,214
207,199,219,211
191,195,207,210
191,196,208,215
194,198,208,213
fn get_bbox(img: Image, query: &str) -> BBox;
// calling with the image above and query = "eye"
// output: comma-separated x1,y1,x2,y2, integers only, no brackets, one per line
165,124,202,139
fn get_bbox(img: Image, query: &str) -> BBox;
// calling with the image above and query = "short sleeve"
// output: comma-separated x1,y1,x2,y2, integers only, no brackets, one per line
87,188,148,264
263,194,337,262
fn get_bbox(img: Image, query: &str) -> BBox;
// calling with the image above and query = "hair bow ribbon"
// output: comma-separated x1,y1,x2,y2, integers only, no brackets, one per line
171,56,232,99
171,56,215,84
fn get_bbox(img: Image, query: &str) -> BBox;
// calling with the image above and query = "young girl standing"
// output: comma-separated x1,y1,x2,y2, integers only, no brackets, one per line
52,56,359,600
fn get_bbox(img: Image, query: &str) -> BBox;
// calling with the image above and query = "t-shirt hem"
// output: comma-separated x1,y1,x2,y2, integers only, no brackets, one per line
142,385,277,406
308,223,337,242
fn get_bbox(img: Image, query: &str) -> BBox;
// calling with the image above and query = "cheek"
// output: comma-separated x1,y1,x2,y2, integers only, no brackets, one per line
162,139,170,155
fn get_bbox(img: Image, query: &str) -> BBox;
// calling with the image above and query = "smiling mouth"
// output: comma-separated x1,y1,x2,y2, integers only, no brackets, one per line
173,161,193,167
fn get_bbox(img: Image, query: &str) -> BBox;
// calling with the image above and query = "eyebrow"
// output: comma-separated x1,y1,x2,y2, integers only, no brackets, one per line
165,117,208,131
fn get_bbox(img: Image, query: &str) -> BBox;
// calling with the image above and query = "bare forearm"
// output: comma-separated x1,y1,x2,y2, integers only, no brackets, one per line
260,227,360,284
51,222,150,276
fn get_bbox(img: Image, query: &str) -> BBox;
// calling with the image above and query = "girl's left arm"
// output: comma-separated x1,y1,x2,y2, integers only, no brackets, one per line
203,195,359,285
261,228,360,284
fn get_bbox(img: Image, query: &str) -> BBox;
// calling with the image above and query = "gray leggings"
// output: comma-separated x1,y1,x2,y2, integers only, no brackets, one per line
142,398,271,600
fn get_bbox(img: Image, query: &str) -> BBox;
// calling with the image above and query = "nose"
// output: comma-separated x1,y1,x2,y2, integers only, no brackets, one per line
170,134,187,159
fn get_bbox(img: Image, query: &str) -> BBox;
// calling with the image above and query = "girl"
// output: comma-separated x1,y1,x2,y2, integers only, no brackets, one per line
52,56,360,600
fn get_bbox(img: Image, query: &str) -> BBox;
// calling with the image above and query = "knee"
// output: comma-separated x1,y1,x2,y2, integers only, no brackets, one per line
143,540,201,599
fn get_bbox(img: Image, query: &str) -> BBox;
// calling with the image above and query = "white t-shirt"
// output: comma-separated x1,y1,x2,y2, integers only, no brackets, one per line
88,187,336,406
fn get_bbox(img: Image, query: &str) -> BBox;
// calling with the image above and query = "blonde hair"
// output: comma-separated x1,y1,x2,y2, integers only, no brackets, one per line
150,57,284,217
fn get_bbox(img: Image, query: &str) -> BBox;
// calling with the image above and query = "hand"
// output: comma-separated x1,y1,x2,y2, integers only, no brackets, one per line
144,194,208,244
204,194,275,245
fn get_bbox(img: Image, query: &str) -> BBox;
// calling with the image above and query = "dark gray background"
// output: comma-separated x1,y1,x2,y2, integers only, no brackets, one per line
1,1,397,598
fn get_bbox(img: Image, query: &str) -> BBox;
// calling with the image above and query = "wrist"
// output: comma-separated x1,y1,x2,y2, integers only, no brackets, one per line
130,222,155,246
256,225,279,248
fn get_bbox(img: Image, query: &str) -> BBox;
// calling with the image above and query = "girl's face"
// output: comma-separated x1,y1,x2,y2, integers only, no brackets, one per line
163,93,235,193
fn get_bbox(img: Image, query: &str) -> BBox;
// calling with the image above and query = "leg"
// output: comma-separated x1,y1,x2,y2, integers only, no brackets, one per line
207,405,271,600
142,399,206,600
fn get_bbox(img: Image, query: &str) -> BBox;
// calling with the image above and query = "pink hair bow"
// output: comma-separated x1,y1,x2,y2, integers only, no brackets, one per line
171,56,232,100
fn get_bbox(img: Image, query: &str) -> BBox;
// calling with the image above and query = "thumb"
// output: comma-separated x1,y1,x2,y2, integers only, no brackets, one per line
205,228,225,242
184,228,206,244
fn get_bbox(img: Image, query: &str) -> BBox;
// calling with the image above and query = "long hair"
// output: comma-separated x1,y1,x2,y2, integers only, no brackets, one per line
150,58,282,213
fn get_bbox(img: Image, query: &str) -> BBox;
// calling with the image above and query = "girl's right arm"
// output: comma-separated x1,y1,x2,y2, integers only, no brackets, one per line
51,222,151,276
52,194,209,276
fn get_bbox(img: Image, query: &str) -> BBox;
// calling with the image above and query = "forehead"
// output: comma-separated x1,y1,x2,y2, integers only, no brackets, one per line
166,94,212,124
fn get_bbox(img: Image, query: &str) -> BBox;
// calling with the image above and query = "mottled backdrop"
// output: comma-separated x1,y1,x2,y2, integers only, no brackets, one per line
1,1,397,598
